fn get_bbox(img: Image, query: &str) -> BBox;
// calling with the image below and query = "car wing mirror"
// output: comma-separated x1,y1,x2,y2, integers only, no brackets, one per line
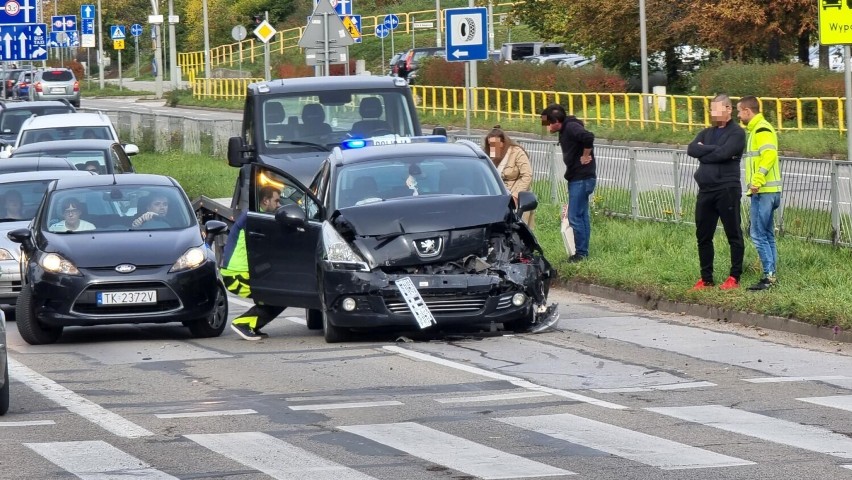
203,220,228,247
275,203,306,229
7,227,32,248
227,137,252,167
123,143,140,156
516,191,538,214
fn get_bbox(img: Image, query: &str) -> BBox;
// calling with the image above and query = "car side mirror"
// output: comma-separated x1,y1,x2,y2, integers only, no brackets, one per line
7,228,32,248
516,191,538,214
203,220,228,246
227,137,251,167
123,143,140,156
274,203,306,229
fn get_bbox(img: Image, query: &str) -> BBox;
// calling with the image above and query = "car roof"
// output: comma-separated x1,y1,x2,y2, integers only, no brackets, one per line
0,156,77,171
0,169,93,184
13,139,117,153
0,100,74,110
21,112,111,128
50,173,178,191
333,141,484,167
248,76,407,95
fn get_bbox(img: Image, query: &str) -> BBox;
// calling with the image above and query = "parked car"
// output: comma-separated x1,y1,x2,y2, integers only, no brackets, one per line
29,68,80,107
389,51,406,76
401,47,446,84
0,100,76,147
2,68,25,99
11,70,35,100
0,309,7,415
0,157,78,173
8,174,229,345
11,139,136,174
523,53,588,66
239,135,558,343
558,55,595,68
8,112,139,155
0,170,96,308
500,42,565,63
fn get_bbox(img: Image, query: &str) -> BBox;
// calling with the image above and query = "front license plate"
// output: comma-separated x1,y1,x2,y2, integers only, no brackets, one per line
50,87,65,93
97,290,157,306
395,277,436,329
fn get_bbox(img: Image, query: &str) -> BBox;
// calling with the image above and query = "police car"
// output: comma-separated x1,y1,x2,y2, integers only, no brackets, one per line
240,135,558,342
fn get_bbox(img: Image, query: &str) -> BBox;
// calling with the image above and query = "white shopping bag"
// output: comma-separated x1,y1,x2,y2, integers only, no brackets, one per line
560,204,576,257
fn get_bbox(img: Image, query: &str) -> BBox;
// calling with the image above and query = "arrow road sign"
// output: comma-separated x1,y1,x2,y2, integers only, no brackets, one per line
110,25,125,40
130,23,143,37
49,31,79,47
0,23,47,60
383,14,399,30
376,23,389,38
314,0,351,16
299,0,354,48
80,4,94,20
444,7,488,62
0,0,36,24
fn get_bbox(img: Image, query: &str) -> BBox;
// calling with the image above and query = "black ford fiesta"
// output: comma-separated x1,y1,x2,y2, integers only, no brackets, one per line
8,174,229,345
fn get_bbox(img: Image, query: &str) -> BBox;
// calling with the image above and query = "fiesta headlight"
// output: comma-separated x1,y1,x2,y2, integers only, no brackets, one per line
0,248,15,261
170,246,207,273
40,252,80,275
322,222,368,271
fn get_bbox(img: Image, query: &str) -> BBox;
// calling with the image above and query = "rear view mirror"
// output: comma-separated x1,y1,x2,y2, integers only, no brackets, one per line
318,91,352,106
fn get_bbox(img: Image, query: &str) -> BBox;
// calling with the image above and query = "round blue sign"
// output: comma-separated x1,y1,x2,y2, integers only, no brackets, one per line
376,23,389,38
130,23,143,37
383,14,399,30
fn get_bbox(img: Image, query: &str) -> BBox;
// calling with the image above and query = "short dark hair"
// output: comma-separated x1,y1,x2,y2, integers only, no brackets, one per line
738,95,760,113
543,103,567,124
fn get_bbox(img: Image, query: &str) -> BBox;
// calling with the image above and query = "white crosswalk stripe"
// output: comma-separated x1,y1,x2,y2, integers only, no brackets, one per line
798,394,852,412
498,413,753,470
24,441,178,480
185,431,377,480
340,422,574,478
648,405,852,459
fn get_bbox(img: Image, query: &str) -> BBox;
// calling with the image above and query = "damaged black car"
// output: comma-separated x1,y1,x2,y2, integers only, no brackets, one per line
242,136,558,342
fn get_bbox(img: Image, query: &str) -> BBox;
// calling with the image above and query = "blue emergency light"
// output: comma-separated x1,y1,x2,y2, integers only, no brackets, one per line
340,135,448,150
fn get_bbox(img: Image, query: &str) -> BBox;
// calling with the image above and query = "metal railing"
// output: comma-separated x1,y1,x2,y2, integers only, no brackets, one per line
91,108,852,247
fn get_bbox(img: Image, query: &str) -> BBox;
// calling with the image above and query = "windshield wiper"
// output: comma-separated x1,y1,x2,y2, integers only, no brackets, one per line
268,140,330,152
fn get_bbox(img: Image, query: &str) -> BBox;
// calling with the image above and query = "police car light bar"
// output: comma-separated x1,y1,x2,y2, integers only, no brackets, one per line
341,135,448,150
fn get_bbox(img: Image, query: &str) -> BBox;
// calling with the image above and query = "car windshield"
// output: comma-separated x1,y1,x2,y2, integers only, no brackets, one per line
259,89,416,152
0,108,72,135
43,185,195,233
333,156,503,209
0,180,53,222
20,126,111,145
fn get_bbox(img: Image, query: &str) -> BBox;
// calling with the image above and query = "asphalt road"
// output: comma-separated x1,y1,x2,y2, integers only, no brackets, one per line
4,290,852,479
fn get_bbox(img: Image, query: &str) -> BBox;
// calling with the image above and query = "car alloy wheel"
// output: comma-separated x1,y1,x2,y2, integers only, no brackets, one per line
322,310,349,343
15,286,63,345
187,285,228,338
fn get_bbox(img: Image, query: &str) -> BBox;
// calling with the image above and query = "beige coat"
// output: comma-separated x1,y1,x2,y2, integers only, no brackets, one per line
497,145,533,195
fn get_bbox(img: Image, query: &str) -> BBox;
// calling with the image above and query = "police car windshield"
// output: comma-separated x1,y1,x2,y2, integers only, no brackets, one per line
259,90,416,152
334,156,504,209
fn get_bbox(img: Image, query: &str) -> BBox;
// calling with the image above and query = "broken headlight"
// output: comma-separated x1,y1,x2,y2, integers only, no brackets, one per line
322,221,369,271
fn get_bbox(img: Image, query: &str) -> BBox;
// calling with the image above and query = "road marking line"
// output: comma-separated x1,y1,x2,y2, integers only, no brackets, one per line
798,395,852,412
435,391,552,403
8,357,153,438
25,440,178,479
743,376,850,383
592,381,716,393
499,413,753,470
0,420,55,427
186,431,377,480
340,422,573,478
384,346,627,410
154,408,257,419
648,405,852,459
289,400,403,411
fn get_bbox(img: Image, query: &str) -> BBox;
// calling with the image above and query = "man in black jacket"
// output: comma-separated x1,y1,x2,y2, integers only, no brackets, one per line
687,94,746,290
543,103,596,261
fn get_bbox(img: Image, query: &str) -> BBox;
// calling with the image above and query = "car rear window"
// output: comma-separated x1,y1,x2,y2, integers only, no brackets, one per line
42,71,73,82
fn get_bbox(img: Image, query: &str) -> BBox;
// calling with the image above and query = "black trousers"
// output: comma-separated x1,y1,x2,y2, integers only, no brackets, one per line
695,187,744,283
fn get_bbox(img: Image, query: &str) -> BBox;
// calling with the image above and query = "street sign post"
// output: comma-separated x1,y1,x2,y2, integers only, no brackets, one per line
300,0,354,76
384,14,399,61
131,24,142,78
80,5,95,48
444,7,488,135
341,15,361,44
376,23,389,75
314,0,352,16
231,25,247,76
0,0,36,24
0,23,47,61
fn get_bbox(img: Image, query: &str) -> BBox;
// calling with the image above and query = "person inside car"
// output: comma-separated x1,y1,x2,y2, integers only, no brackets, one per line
132,194,171,228
49,197,95,232
2,190,24,219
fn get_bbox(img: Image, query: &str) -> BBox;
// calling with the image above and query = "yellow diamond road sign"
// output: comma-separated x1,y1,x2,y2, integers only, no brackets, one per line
342,16,361,40
114,39,125,50
819,0,852,45
254,20,277,44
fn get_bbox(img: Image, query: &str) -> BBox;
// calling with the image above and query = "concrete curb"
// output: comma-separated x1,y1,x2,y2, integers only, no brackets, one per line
560,280,852,344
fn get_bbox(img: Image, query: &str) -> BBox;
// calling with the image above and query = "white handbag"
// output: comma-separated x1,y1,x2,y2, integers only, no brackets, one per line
560,204,576,257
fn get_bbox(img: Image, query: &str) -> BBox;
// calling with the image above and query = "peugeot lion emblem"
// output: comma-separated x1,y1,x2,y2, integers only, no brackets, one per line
115,264,136,274
414,237,442,258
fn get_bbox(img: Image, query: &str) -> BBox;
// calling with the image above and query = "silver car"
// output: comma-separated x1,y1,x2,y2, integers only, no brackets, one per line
29,68,80,108
1,308,7,415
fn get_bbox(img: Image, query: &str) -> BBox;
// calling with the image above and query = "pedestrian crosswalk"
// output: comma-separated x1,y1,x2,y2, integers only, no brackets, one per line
17,397,852,479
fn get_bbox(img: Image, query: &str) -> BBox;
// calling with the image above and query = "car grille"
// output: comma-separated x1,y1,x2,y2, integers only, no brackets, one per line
385,294,487,315
496,294,514,310
72,281,181,315
0,279,22,295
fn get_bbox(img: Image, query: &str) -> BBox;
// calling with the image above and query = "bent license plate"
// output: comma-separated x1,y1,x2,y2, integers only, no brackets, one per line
395,277,436,329
97,290,157,306
50,87,65,93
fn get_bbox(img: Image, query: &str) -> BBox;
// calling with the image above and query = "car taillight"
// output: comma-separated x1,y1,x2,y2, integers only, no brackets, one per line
73,81,79,92
34,82,42,92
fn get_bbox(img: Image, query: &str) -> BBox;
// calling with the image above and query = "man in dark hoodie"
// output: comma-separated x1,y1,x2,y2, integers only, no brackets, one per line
543,103,596,261
687,93,746,290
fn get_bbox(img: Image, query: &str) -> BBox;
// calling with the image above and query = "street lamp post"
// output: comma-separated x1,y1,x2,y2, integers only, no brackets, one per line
202,0,211,79
639,0,649,121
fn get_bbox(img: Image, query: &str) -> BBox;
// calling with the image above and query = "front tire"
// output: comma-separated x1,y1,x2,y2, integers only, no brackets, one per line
186,285,228,338
16,287,62,345
0,362,9,416
323,310,349,343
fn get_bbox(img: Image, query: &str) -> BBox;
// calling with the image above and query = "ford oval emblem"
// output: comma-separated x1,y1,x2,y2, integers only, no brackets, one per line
115,264,136,274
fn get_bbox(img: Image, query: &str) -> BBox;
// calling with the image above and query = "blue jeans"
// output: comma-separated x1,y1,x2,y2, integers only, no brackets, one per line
749,192,781,276
568,178,596,257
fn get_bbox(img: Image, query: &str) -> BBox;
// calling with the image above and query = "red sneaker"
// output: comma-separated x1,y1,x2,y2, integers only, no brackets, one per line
692,279,714,290
719,276,739,290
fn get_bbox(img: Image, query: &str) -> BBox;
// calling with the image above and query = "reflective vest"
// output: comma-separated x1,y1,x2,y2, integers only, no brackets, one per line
744,113,781,194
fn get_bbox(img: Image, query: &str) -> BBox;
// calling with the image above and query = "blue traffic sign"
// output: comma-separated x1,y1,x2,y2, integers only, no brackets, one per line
51,15,76,32
81,19,94,36
444,7,488,62
314,0,352,16
376,23,389,39
49,31,79,48
80,4,95,20
383,14,399,30
0,0,37,24
130,24,143,37
0,23,47,61
110,25,125,40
